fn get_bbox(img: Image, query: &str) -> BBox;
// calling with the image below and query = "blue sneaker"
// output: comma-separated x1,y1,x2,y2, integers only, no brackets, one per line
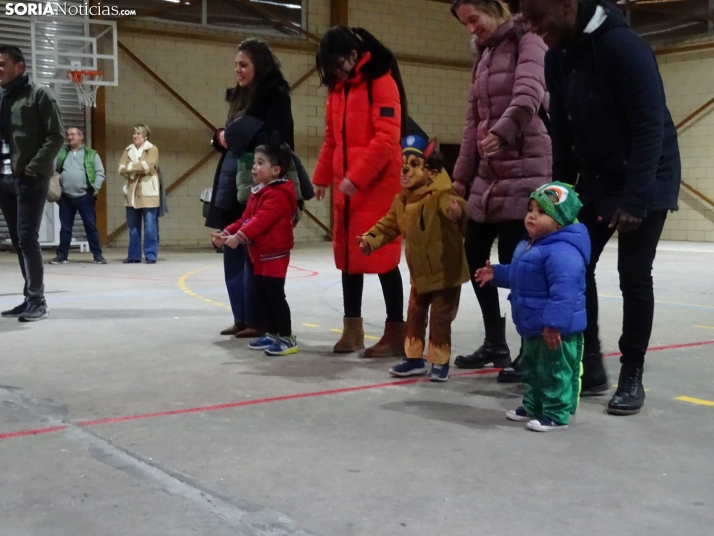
428,363,449,382
248,333,276,350
527,416,569,432
389,358,427,378
265,335,298,356
506,406,532,422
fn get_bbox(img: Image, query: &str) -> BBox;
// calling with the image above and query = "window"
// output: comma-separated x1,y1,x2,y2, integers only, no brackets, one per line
107,0,305,35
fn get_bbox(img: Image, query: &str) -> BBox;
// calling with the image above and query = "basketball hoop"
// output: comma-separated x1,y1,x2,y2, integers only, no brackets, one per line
69,70,103,108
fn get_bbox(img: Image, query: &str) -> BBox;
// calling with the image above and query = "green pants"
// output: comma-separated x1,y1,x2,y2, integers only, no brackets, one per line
521,333,584,426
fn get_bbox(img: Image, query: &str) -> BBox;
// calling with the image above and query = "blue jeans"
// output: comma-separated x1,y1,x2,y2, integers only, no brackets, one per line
223,244,261,326
126,206,159,261
57,192,102,259
0,174,50,305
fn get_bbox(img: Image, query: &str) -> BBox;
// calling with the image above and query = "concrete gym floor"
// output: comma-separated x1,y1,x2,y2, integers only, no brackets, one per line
1,241,713,536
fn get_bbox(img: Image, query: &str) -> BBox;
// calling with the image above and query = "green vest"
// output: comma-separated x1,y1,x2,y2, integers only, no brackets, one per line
55,145,99,192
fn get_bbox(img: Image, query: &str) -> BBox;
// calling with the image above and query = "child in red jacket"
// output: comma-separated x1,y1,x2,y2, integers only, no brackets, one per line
211,137,298,356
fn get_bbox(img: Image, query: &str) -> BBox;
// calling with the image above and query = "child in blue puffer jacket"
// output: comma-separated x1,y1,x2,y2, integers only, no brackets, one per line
475,182,591,432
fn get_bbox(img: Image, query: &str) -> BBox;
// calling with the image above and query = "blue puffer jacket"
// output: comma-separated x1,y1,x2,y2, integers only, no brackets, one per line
492,223,591,338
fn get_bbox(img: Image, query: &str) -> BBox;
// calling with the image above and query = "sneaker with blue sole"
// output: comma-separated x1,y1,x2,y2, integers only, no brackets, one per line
389,358,427,378
428,363,449,382
265,335,298,356
248,334,276,350
506,406,532,422
527,416,569,432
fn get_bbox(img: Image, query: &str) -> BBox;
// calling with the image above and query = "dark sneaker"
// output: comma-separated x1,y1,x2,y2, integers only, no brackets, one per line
123,258,141,264
146,259,157,264
389,358,427,378
607,365,645,415
527,416,568,432
1,301,28,318
93,256,107,264
18,303,49,322
265,336,298,356
428,363,449,382
248,334,276,350
49,255,68,265
506,406,532,422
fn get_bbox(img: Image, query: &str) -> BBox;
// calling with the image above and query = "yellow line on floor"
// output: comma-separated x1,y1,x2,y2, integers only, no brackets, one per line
303,323,320,328
330,329,343,334
676,396,714,406
600,294,714,310
694,325,714,330
365,335,379,340
177,265,232,311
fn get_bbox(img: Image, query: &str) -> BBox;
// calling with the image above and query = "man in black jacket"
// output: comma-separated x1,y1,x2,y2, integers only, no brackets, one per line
520,0,681,415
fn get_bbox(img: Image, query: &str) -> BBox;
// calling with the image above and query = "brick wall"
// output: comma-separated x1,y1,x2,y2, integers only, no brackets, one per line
656,41,714,242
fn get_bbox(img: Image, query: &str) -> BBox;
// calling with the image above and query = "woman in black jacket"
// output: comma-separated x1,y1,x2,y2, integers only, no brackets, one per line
206,38,295,338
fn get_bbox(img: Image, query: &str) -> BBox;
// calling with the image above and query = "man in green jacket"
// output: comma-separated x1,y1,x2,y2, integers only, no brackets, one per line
49,127,106,265
0,45,64,322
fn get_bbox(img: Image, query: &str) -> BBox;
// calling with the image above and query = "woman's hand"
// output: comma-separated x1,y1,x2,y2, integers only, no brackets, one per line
210,233,226,248
314,185,327,201
446,197,463,221
358,236,372,256
338,177,358,197
452,182,466,198
474,260,494,288
481,133,506,157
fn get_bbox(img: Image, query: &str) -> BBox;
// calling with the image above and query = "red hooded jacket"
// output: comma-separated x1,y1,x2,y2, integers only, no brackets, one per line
313,52,402,274
223,179,296,267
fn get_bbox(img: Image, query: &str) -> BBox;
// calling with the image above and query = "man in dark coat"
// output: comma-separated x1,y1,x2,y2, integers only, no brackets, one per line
520,0,681,415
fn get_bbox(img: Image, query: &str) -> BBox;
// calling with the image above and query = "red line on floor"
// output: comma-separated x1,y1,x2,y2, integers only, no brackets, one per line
74,369,500,427
0,425,68,440
3,339,714,442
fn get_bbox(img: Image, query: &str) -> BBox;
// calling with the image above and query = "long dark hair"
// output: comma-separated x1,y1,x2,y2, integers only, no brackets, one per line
227,39,284,123
316,26,409,136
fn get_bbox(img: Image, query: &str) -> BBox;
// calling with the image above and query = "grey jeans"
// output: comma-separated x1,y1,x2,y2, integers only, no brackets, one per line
0,174,50,305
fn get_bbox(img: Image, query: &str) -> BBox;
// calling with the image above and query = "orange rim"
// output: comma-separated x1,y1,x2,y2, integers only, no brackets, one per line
69,70,103,83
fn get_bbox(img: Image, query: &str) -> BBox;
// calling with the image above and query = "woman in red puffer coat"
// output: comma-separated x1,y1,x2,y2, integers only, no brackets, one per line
313,27,407,357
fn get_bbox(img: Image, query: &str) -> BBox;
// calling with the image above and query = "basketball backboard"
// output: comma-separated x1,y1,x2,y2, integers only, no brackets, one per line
30,16,118,87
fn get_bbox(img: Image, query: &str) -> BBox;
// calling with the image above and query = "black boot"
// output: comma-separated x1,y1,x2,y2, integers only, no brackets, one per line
497,352,522,383
580,352,609,397
454,317,511,369
607,364,645,415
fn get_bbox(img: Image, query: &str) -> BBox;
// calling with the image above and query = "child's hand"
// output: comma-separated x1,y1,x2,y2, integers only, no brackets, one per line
446,197,463,221
358,236,372,256
314,185,326,201
474,260,494,287
543,327,562,350
224,234,241,249
210,233,226,248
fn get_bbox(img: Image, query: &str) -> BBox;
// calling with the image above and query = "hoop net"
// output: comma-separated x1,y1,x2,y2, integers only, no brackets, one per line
69,70,103,108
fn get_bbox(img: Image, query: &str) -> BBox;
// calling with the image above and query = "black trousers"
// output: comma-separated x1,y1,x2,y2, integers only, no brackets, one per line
342,267,404,322
0,174,50,305
254,275,291,337
580,205,667,368
464,219,526,321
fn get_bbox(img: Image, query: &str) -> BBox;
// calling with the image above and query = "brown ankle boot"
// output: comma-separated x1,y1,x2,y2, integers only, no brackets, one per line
362,321,406,358
220,323,245,336
333,317,365,353
235,325,266,338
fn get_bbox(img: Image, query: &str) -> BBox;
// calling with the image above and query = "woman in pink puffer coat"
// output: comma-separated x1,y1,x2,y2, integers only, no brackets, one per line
450,0,551,380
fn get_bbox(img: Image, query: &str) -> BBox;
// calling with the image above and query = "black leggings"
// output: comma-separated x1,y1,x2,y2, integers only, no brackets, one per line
342,267,404,322
464,219,526,321
254,275,291,337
